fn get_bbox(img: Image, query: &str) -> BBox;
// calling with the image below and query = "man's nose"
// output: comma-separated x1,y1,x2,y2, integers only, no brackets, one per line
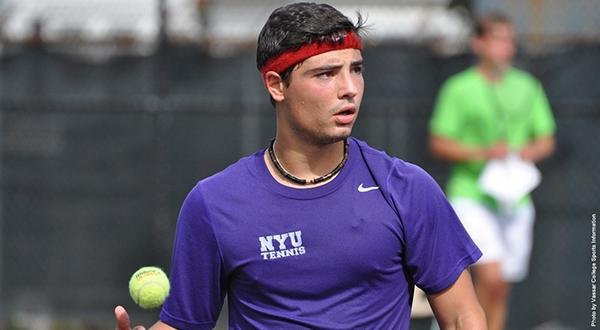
337,71,359,100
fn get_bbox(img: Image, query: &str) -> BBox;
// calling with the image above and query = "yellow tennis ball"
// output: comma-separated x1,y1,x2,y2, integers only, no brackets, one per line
129,266,170,309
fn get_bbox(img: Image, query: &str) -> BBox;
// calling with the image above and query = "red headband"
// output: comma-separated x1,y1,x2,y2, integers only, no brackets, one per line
259,30,363,80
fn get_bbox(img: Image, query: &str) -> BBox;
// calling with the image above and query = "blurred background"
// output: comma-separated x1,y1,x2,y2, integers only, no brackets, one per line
0,0,598,329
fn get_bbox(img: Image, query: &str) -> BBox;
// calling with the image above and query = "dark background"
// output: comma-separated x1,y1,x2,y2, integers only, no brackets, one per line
0,42,598,329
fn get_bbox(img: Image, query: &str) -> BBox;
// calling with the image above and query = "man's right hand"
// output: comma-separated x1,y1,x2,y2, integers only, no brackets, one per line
485,142,509,159
115,306,176,330
115,305,146,330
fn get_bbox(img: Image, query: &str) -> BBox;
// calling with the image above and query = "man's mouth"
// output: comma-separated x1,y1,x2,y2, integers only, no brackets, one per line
333,105,357,125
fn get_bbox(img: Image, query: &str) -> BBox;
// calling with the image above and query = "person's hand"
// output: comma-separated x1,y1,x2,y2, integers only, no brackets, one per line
485,142,509,159
115,305,146,330
519,145,534,161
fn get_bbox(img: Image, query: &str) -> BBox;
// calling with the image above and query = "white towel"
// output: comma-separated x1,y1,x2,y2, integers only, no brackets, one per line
478,152,541,212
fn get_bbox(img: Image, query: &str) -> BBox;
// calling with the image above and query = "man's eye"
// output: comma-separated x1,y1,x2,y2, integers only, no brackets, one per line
317,71,334,78
352,66,363,74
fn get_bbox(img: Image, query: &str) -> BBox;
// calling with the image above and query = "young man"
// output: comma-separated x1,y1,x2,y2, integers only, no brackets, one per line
116,3,486,329
429,13,556,330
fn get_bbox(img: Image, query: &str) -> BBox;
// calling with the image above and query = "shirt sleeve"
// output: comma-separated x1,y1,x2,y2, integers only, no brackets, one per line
389,161,482,294
529,81,556,138
160,183,226,329
429,79,464,139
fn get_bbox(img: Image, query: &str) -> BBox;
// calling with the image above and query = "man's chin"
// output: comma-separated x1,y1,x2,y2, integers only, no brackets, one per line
313,131,352,146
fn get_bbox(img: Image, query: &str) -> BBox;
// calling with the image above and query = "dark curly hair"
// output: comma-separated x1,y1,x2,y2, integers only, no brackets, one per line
474,12,512,37
257,2,365,87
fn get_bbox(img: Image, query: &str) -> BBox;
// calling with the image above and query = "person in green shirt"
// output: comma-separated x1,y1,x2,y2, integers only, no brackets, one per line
429,13,556,330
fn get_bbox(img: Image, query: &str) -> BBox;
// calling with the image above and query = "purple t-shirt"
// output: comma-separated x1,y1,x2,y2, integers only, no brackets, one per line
160,137,481,329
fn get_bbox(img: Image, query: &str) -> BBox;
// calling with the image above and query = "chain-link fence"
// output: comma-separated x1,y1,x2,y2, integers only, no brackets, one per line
1,1,599,329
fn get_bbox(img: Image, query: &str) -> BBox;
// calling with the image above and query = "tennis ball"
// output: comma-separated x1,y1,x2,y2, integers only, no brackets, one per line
129,266,170,309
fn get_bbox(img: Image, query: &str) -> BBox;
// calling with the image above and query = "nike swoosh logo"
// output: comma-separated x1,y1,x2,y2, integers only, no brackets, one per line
358,184,379,193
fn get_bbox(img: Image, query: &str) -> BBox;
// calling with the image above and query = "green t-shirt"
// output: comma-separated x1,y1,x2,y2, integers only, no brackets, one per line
429,66,556,206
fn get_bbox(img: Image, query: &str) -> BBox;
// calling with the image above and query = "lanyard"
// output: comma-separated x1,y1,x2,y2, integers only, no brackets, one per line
487,74,540,142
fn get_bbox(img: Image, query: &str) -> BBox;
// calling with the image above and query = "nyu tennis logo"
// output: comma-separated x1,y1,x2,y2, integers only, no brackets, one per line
259,230,306,260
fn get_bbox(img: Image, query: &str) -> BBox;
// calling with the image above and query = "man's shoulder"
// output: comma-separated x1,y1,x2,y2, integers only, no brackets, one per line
195,151,260,192
352,138,444,218
445,67,478,85
352,137,397,166
439,67,480,96
508,67,540,86
351,138,432,184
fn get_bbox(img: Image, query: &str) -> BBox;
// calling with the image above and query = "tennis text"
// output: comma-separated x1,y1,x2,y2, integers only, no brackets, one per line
259,230,306,260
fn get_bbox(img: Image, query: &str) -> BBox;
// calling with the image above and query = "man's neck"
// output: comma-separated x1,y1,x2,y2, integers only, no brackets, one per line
477,61,509,82
264,133,346,188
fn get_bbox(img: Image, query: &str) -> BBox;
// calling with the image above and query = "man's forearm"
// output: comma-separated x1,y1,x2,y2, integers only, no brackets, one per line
429,270,488,330
520,135,555,162
436,304,487,330
429,135,488,163
454,308,488,330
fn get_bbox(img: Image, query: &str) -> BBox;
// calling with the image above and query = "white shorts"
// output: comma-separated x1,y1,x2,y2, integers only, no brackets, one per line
450,198,535,282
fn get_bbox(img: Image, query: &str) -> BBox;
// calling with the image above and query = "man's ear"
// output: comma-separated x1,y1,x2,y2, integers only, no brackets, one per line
265,72,285,103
